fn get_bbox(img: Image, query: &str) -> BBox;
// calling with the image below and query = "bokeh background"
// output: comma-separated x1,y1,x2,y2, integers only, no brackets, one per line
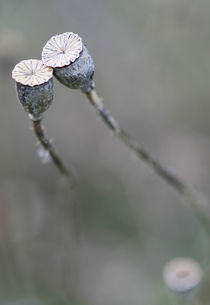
1,0,210,304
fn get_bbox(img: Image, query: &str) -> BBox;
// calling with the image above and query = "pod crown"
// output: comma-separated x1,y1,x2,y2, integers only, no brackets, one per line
42,32,83,68
12,59,53,87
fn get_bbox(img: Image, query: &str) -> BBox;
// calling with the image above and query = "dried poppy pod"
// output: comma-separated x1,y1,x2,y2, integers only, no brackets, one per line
12,59,53,119
41,32,95,92
163,257,203,294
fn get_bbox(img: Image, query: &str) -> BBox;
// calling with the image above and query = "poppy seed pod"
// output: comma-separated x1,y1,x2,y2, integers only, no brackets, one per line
12,59,54,119
163,257,203,294
41,32,95,92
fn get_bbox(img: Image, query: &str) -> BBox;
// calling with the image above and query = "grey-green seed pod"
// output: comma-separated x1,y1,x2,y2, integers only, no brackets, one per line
41,32,95,92
12,59,54,119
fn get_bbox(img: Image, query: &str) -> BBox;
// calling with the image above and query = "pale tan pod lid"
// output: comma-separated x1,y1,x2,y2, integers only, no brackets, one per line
12,59,53,87
163,257,203,293
41,32,83,68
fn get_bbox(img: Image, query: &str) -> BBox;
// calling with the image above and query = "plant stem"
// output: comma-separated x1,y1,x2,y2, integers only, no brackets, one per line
31,118,75,187
85,89,210,233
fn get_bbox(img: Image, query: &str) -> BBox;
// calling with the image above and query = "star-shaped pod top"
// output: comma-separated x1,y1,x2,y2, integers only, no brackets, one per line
42,32,83,68
12,59,54,117
12,59,53,87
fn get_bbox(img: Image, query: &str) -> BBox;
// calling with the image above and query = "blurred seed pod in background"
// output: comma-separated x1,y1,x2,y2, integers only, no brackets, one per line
163,257,203,294
42,32,95,92
12,59,53,120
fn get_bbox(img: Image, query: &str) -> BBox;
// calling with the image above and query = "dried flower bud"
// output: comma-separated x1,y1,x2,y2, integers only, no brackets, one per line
163,257,203,294
41,32,95,92
12,59,53,119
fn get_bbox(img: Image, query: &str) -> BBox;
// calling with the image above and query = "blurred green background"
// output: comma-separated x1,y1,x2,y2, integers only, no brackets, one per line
0,0,210,304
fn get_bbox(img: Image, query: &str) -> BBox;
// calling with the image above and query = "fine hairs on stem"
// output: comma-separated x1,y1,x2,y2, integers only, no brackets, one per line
85,88,210,305
31,118,75,187
41,32,210,236
85,88,210,234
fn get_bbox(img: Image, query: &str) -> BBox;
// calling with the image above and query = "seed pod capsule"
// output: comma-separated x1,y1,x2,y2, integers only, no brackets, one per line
163,257,203,294
41,32,95,92
12,59,54,120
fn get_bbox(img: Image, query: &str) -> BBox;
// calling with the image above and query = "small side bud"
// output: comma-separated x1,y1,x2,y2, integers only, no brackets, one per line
12,59,54,119
163,257,203,294
41,32,95,92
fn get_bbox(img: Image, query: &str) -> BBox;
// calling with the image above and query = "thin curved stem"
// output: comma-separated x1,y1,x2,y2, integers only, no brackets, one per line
31,118,76,187
85,89,210,234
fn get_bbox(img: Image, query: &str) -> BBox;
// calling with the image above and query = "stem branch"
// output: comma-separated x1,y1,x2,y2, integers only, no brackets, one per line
85,89,210,233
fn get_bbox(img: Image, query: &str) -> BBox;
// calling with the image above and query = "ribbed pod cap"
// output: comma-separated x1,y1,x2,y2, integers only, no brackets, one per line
42,32,95,92
12,59,54,119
